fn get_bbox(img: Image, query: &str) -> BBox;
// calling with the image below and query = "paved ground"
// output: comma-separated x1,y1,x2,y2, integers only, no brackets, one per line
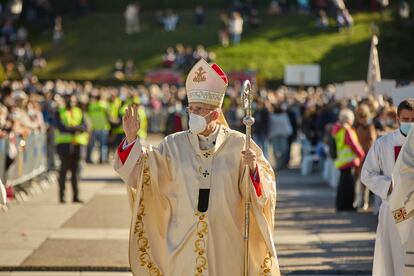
275,170,376,275
0,140,377,276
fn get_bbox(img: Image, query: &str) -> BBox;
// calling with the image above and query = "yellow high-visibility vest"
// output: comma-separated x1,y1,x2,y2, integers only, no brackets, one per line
55,107,89,145
108,98,122,121
88,101,110,131
333,127,357,169
109,98,124,135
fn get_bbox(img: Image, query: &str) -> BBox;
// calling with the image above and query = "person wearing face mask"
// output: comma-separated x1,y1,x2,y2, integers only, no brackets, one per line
113,59,280,275
361,99,414,276
54,93,89,204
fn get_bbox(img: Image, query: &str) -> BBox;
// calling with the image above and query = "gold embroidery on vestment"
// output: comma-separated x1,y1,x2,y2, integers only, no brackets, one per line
393,207,413,223
194,212,208,276
134,158,163,275
260,252,273,276
193,67,207,83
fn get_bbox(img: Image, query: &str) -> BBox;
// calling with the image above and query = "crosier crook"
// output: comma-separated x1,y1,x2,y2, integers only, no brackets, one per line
242,80,255,276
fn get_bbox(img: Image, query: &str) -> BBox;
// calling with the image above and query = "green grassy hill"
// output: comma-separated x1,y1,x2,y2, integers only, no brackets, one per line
30,10,414,84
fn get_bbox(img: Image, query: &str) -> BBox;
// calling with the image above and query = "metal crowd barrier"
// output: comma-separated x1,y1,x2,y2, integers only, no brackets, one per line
6,132,48,187
0,138,7,184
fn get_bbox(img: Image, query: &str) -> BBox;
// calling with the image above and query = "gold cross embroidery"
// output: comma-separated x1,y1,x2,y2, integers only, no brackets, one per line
393,207,411,223
193,67,206,83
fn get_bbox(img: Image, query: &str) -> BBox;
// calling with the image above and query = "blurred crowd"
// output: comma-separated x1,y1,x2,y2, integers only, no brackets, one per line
113,59,136,80
0,74,413,210
161,44,216,71
0,76,408,165
0,0,50,79
245,84,413,213
0,0,413,207
0,78,190,168
123,0,414,50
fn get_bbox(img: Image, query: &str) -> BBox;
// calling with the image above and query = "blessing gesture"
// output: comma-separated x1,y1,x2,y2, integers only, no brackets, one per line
122,104,140,144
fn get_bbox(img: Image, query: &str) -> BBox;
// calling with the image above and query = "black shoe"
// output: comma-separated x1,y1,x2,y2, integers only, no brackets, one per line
59,198,66,204
73,199,84,204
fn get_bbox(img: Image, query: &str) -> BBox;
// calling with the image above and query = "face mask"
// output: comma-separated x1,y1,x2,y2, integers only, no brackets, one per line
175,104,182,112
400,122,413,136
189,113,208,135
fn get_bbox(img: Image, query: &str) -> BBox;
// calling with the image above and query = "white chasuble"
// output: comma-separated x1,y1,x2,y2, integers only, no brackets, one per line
113,125,280,276
390,128,414,276
361,129,406,276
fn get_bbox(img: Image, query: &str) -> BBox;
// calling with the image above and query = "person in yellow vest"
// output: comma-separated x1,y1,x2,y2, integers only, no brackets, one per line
331,108,365,211
55,94,88,203
86,94,110,164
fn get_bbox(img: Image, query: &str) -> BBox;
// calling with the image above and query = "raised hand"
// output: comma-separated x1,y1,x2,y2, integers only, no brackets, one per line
122,104,140,144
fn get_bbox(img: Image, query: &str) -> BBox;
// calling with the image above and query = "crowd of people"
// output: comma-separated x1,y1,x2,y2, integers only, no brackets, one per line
121,0,371,49
1,72,414,274
1,2,414,274
112,59,136,80
230,84,414,216
161,44,216,70
0,75,411,204
0,1,49,79
0,78,185,202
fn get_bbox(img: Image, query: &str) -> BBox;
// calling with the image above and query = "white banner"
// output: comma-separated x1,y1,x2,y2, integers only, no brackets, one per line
344,81,368,98
392,85,414,107
373,80,396,97
334,83,346,100
284,64,320,86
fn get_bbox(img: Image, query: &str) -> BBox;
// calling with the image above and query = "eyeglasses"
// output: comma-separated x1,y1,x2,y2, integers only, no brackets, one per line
186,106,217,115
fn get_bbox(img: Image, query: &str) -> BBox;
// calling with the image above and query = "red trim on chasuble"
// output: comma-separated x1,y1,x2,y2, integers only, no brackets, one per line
118,139,135,164
249,165,262,197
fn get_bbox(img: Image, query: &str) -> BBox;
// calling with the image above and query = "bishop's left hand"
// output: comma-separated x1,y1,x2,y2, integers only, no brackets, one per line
242,149,257,172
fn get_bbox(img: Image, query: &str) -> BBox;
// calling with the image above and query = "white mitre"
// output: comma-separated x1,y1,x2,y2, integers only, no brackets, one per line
185,58,228,108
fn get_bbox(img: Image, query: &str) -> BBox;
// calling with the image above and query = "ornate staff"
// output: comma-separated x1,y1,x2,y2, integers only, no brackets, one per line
241,80,255,276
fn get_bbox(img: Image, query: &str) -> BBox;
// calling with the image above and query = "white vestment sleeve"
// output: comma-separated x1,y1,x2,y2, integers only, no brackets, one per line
113,138,172,193
390,129,414,243
239,139,278,260
113,139,143,189
361,141,392,200
398,132,414,214
122,138,137,150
